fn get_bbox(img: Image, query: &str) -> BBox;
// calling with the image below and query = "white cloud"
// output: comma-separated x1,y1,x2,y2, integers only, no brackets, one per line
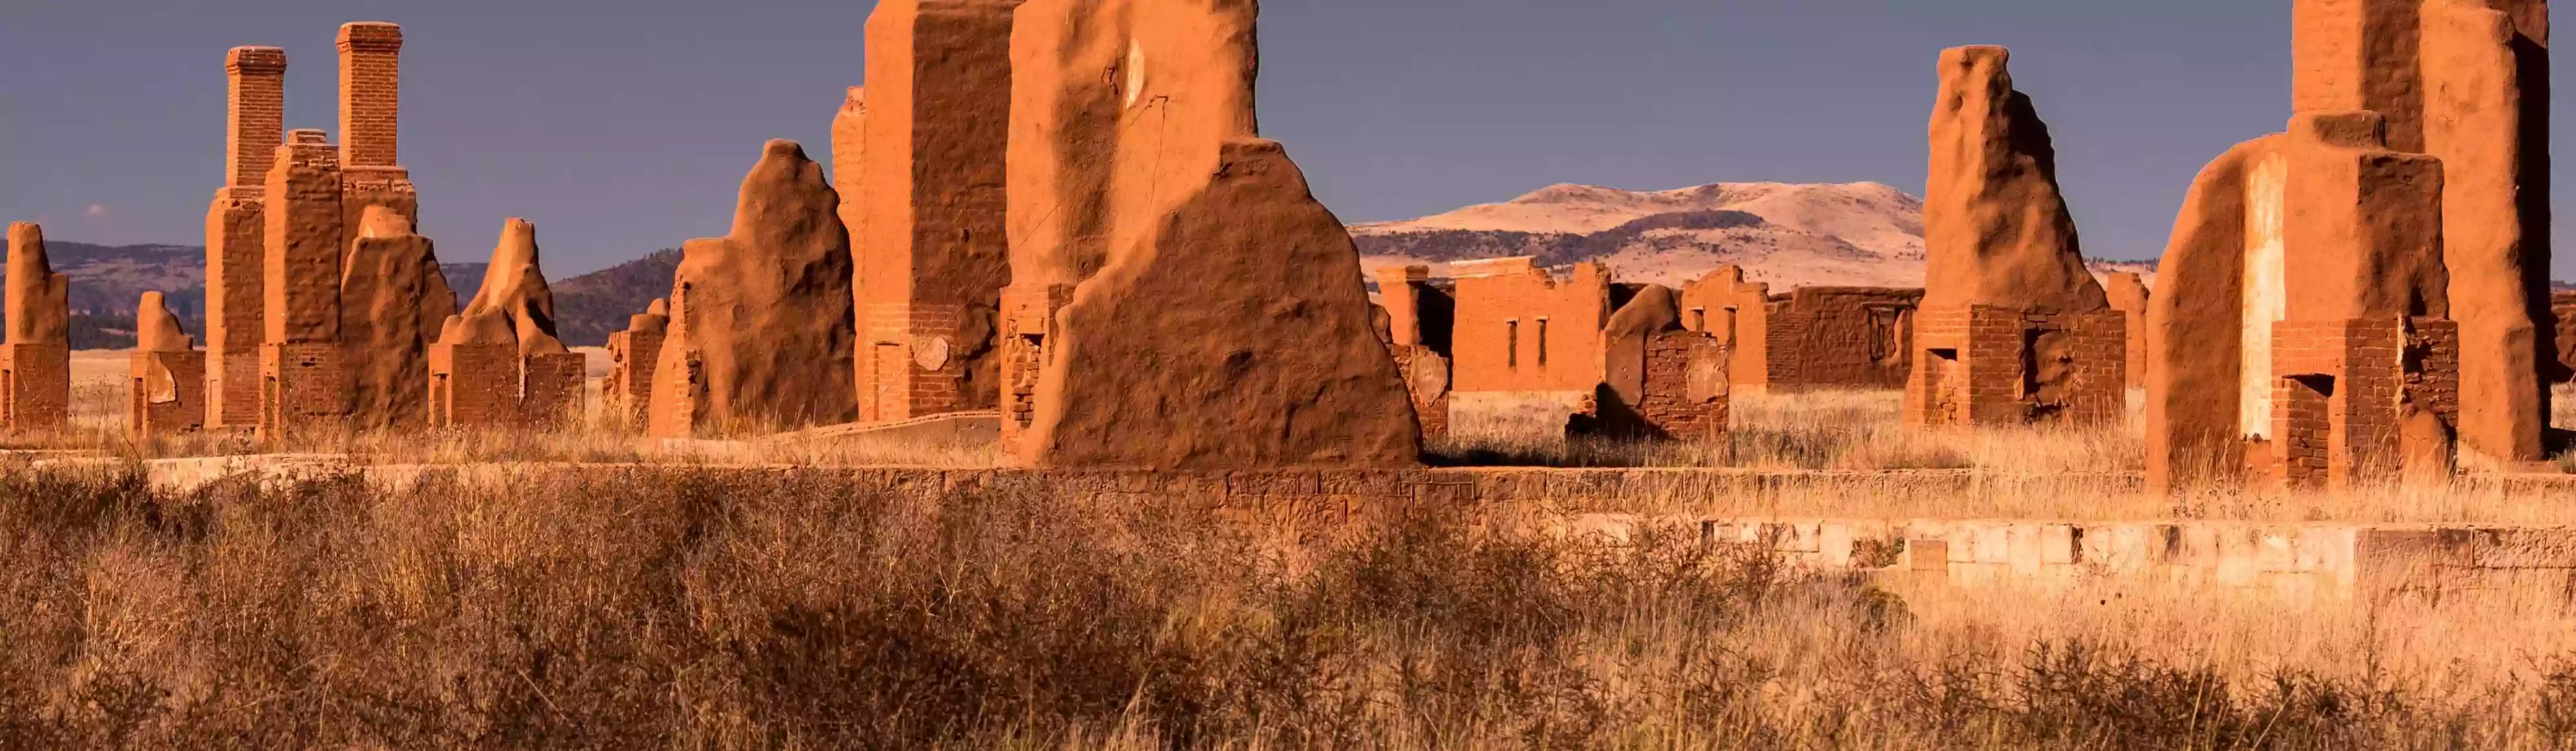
83,204,108,218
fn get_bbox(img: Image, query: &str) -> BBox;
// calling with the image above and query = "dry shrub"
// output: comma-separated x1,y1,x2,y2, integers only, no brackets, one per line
0,466,2571,749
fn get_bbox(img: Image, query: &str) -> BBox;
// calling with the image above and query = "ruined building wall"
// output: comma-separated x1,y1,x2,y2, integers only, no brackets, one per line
1766,287,1921,391
206,46,286,430
1449,260,1612,395
857,1,1014,424
647,140,857,438
338,206,455,430
432,219,581,428
605,299,669,427
1909,45,2123,429
1373,265,1455,439
1,223,70,431
999,0,1418,468
2294,0,2552,462
130,292,206,437
1679,266,1773,391
2106,273,2150,390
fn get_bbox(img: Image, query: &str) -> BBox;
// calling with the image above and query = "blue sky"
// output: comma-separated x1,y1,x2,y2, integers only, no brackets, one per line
5,1,2555,277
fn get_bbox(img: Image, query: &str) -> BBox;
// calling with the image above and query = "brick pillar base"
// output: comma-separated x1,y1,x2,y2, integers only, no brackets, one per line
2270,316,2460,492
257,342,344,439
0,343,71,431
999,284,1071,459
129,351,208,439
523,352,585,427
1905,305,2125,428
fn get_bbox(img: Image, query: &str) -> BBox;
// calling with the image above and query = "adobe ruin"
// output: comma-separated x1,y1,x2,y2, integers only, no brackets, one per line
2146,112,2459,493
338,205,456,429
1374,265,1457,439
646,140,857,438
1444,259,1727,442
1907,46,2125,429
208,22,432,437
2105,272,2151,391
2420,0,2552,463
604,298,669,427
258,129,350,438
1,223,70,431
999,0,1421,468
429,219,582,427
855,1,1014,424
1679,266,1920,393
2144,0,2542,490
129,291,206,437
205,46,286,430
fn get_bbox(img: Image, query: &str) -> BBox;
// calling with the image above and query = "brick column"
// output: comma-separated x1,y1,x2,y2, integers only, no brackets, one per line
208,47,286,429
337,22,403,170
225,47,288,190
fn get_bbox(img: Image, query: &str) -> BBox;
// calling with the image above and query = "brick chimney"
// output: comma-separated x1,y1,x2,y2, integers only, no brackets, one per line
336,22,403,169
224,47,288,190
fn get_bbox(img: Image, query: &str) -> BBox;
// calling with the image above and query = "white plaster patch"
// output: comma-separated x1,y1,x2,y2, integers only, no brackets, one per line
1124,41,1148,108
2241,152,2289,439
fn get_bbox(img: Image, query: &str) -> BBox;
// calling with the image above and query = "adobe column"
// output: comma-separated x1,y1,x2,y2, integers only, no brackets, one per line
258,129,349,439
206,46,286,429
858,1,1016,423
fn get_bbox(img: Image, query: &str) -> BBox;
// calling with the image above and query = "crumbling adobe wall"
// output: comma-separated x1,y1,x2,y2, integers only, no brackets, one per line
1449,259,1613,395
605,299,669,427
1910,45,2121,429
2147,112,2458,493
2105,273,2150,391
2145,136,2283,491
1679,266,1772,391
1374,265,1455,439
1596,285,1727,440
2420,0,2553,463
433,218,581,427
1765,286,1921,391
1,223,70,431
1000,0,1418,468
338,206,455,430
648,140,857,437
129,292,206,438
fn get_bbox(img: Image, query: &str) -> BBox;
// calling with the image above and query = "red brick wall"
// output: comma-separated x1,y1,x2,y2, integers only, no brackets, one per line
1764,287,1920,391
429,343,515,428
0,344,69,431
129,351,207,438
258,342,342,437
1905,306,2123,427
2268,316,2460,491
606,329,664,427
1629,331,1726,439
1679,267,1771,390
263,133,344,346
523,352,585,427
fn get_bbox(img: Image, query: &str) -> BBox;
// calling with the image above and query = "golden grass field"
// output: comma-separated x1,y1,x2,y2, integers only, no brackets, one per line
8,351,2576,747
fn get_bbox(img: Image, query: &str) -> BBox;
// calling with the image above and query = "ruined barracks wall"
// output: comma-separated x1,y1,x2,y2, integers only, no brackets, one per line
2106,272,2149,390
130,292,206,437
1911,45,2124,429
1447,259,1614,437
1374,265,1456,439
2,223,70,431
647,140,858,438
2146,112,2460,494
1763,287,1921,391
258,130,348,438
999,0,1418,468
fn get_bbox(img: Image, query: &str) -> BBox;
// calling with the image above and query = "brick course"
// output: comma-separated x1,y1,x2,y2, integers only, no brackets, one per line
129,351,208,438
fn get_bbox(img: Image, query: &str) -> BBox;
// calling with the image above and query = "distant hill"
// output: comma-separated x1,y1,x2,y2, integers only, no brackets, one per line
5,241,682,349
1352,182,2159,290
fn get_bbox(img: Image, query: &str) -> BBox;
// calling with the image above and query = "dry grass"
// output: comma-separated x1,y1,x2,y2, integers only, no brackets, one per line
1431,389,2141,474
0,465,2571,749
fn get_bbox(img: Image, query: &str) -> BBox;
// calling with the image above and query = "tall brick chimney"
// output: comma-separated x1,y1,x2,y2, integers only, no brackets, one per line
225,47,288,190
336,22,403,169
